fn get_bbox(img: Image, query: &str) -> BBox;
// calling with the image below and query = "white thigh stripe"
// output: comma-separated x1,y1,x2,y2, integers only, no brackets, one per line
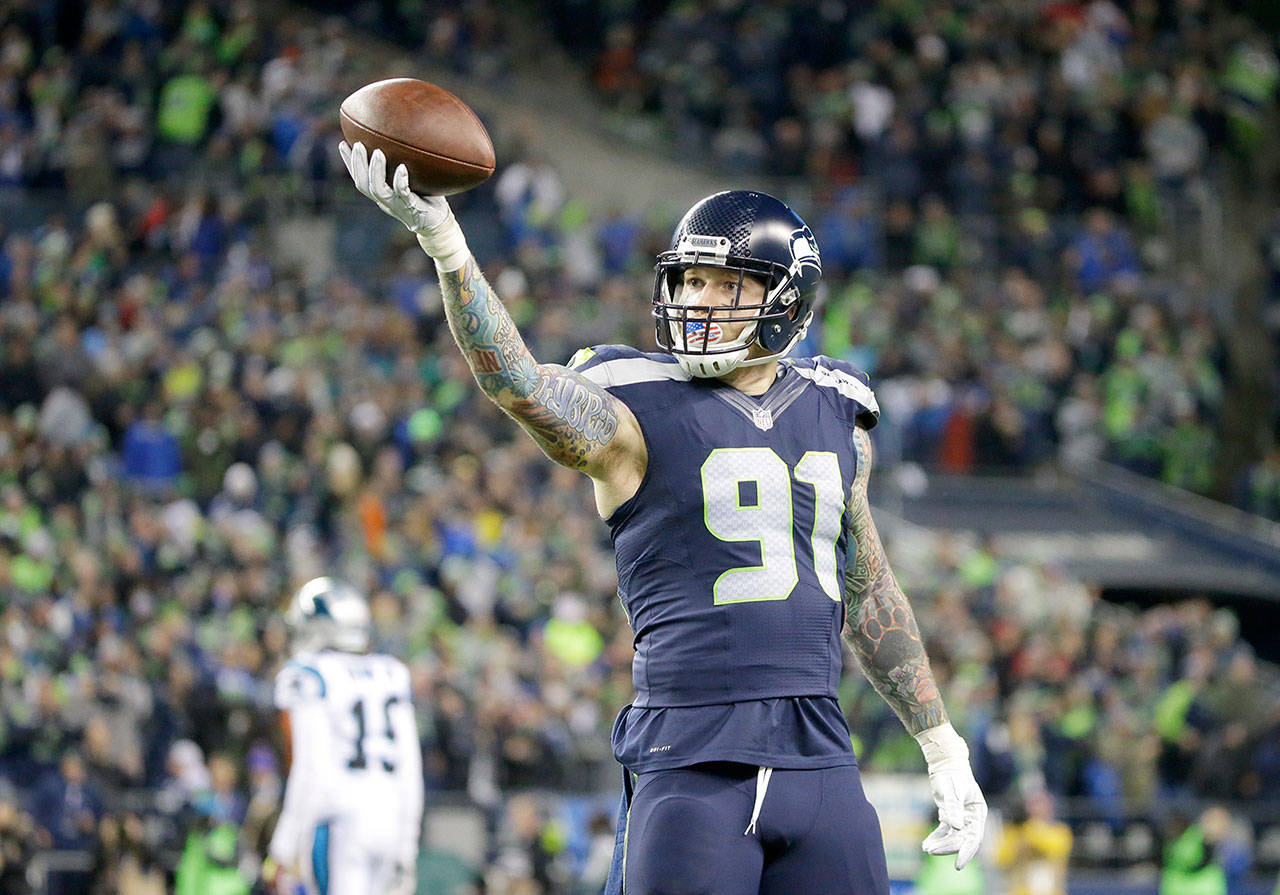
744,767,774,836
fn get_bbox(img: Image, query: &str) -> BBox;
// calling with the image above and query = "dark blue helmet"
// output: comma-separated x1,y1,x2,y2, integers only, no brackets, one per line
652,190,822,377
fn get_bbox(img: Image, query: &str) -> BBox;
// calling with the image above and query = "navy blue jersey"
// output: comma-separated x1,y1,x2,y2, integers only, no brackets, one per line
573,346,879,771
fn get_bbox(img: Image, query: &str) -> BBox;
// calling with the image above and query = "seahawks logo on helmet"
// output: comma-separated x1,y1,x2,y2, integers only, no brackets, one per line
791,228,819,267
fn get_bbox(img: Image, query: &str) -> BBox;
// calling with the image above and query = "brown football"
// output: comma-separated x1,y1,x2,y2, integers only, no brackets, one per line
339,78,495,196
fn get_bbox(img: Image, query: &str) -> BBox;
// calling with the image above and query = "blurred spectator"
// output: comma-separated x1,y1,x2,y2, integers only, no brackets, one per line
194,753,246,826
121,402,182,488
915,851,985,895
490,793,569,894
82,714,140,802
1234,448,1280,520
32,751,103,848
92,813,166,895
579,808,617,894
1069,209,1142,295
174,815,251,895
996,790,1074,895
0,791,35,895
1200,805,1253,895
494,155,565,251
32,751,104,895
1161,811,1228,895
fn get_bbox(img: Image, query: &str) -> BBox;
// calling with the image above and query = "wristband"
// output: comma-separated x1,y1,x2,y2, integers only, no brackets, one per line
914,721,969,769
415,212,470,273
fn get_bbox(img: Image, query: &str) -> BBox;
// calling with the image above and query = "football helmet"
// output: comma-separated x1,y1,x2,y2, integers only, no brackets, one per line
653,190,821,378
285,577,370,653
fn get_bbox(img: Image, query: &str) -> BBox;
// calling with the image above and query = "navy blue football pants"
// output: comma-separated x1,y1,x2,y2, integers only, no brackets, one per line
602,762,890,895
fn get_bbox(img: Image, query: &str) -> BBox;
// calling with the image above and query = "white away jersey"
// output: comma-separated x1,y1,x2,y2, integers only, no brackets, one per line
270,650,423,865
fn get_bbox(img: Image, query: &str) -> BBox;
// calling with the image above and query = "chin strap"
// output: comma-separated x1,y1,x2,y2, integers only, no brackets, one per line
674,347,786,379
735,352,786,368
670,310,811,378
675,351,748,378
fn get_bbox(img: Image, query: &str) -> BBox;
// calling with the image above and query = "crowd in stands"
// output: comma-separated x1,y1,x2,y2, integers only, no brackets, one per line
1236,208,1280,520
0,1,1278,893
542,0,1280,511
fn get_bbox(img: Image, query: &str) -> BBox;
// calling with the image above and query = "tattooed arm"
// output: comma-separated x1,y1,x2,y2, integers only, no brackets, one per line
437,260,646,491
842,427,947,735
336,141,644,501
844,426,988,866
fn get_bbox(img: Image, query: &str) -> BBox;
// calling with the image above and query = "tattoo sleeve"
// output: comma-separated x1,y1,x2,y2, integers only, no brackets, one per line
438,259,622,470
843,427,948,735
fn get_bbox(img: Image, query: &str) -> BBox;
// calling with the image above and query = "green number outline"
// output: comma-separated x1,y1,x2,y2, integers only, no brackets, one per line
701,447,798,604
794,450,844,601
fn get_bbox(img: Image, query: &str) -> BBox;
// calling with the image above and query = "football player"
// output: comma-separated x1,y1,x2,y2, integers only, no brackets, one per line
267,577,423,895
339,141,986,894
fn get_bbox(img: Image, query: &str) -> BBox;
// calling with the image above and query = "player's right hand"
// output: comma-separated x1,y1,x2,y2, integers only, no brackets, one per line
261,855,284,894
338,140,451,235
263,855,303,895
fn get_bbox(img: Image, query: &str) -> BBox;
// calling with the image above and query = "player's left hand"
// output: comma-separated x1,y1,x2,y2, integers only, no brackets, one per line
914,722,987,869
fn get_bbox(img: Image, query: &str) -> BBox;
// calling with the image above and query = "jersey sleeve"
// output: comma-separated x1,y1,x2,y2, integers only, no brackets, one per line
788,356,879,430
567,345,609,370
269,694,332,866
568,344,655,381
568,345,690,411
270,658,332,867
274,660,326,710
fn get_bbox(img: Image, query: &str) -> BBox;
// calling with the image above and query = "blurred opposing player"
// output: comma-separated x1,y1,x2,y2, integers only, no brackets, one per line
268,577,423,895
340,142,986,894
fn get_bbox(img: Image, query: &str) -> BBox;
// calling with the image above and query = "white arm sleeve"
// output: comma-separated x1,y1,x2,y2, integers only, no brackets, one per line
393,665,424,863
269,664,331,866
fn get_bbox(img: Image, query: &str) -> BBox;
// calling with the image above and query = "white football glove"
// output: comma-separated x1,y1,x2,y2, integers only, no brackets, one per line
914,722,987,870
337,140,470,271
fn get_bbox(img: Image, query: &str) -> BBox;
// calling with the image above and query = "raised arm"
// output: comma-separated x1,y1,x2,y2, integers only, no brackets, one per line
338,142,644,489
843,426,987,869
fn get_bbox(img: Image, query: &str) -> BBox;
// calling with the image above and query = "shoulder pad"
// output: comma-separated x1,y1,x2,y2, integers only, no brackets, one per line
568,344,648,370
787,356,879,429
386,656,413,694
274,660,326,708
569,345,689,389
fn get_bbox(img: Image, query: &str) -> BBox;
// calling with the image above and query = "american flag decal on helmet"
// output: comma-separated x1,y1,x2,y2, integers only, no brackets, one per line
684,320,723,346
